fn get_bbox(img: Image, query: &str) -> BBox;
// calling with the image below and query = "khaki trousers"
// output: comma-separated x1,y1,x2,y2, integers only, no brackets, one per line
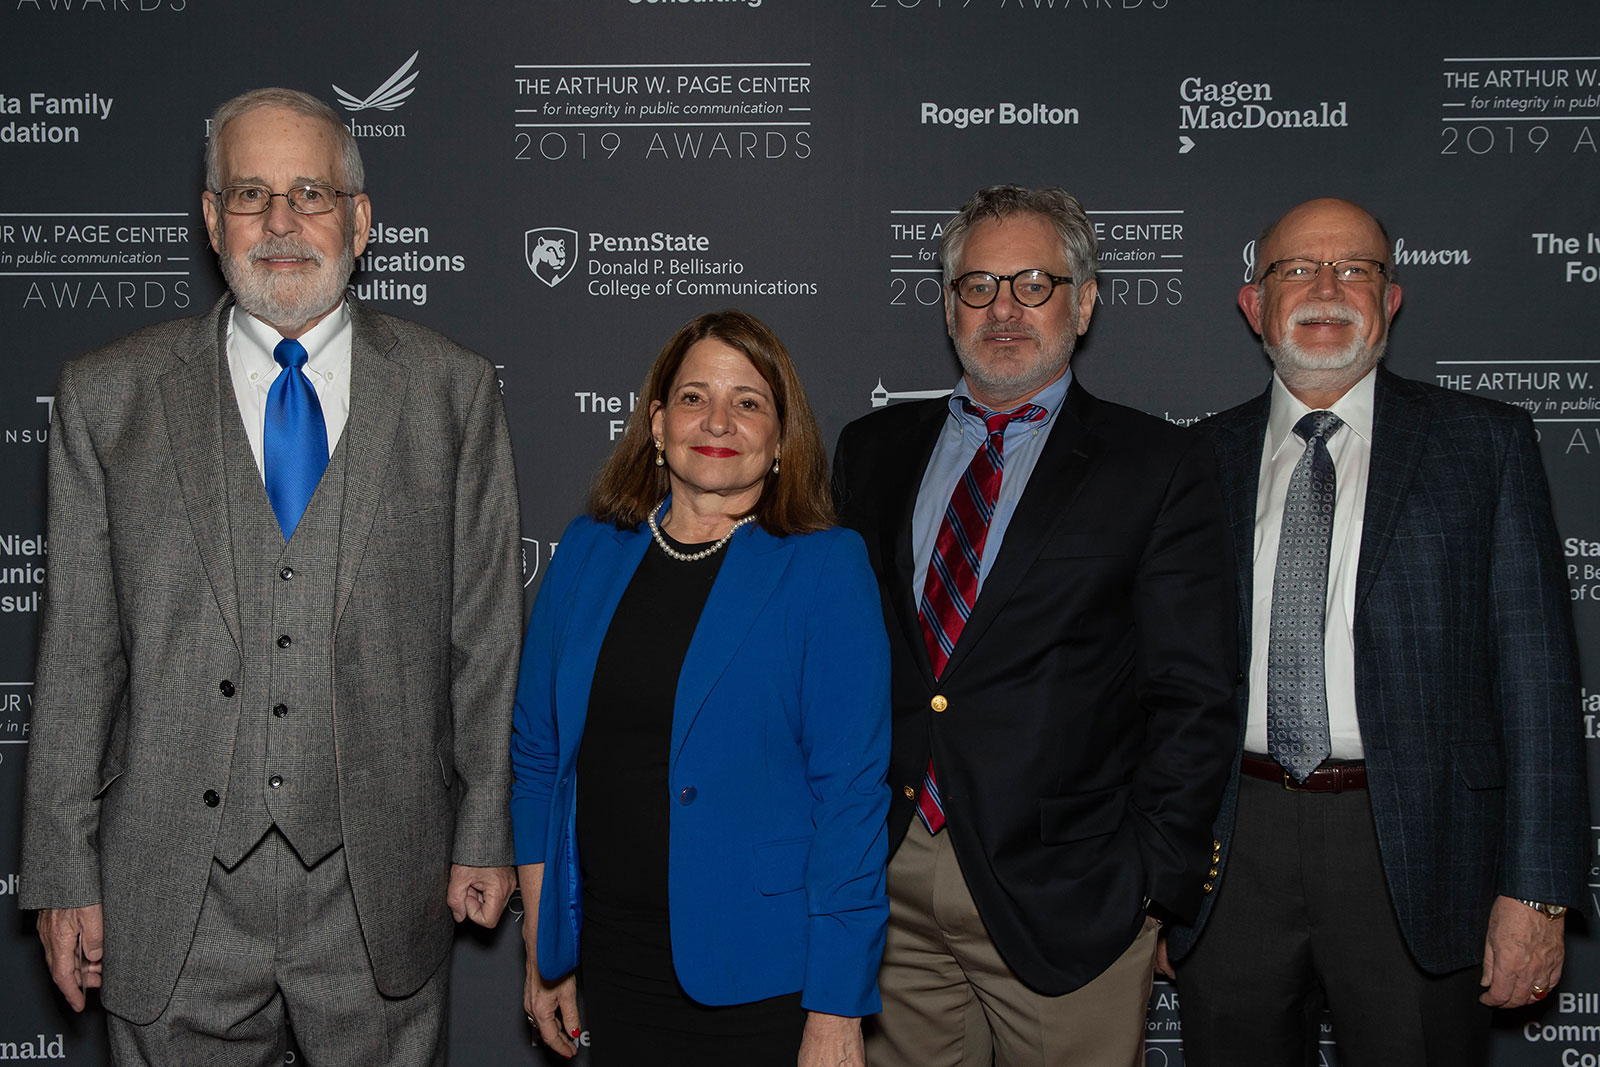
867,818,1157,1067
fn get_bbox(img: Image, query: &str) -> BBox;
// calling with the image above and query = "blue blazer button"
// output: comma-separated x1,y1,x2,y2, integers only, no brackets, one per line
679,786,697,805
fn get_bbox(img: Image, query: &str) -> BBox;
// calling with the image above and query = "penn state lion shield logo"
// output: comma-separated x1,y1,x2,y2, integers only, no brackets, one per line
525,228,579,288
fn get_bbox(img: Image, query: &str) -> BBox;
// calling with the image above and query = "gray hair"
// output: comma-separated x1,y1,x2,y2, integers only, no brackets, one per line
940,185,1098,287
204,87,365,193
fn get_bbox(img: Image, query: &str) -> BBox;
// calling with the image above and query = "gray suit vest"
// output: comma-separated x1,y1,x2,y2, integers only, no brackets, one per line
213,390,347,869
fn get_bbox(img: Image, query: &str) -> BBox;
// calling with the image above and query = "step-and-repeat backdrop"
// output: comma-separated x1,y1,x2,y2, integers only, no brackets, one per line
3,2,1596,1063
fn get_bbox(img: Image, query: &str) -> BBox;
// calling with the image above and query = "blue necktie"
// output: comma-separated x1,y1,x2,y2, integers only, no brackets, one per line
264,337,329,541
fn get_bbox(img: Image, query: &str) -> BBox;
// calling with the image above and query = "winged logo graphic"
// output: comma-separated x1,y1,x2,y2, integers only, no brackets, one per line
333,51,420,113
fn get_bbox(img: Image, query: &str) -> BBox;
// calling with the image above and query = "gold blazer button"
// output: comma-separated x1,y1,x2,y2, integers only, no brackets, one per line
930,695,948,712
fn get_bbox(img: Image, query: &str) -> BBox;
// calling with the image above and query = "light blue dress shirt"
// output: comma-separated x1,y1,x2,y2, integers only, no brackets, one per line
910,369,1073,609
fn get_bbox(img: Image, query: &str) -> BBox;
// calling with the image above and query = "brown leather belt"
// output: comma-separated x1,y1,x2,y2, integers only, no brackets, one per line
1240,753,1367,793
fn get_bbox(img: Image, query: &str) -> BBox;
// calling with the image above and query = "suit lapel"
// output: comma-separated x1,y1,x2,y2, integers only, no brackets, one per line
670,527,792,766
332,304,409,630
939,383,1104,679
1213,390,1270,660
159,301,243,653
881,402,947,685
1355,370,1430,614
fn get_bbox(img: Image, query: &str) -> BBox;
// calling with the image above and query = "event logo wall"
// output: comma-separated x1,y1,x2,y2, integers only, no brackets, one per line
1439,56,1600,157
2,88,196,312
1423,223,1600,459
522,536,562,588
332,51,417,139
526,229,579,288
513,62,814,163
0,1034,66,1061
0,680,30,770
521,223,818,305
14,0,184,10
1572,538,1600,608
1,396,51,452
867,0,1170,12
352,220,466,308
0,91,113,145
4,212,194,312
1177,75,1347,153
335,51,418,113
0,533,44,616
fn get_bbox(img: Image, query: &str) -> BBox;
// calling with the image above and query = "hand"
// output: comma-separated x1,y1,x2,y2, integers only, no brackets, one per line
524,946,581,1059
446,864,516,927
798,1012,864,1067
1480,895,1565,1007
37,904,104,1012
517,862,582,1058
1154,932,1176,980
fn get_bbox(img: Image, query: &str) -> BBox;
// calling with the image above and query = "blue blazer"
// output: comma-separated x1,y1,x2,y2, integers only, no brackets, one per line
510,512,891,1017
1168,369,1587,973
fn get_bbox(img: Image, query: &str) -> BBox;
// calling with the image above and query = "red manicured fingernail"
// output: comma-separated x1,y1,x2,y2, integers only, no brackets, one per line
570,1028,581,1038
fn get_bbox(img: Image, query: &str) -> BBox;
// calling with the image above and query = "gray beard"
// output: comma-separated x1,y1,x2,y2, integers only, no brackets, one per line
217,229,355,333
952,322,1077,407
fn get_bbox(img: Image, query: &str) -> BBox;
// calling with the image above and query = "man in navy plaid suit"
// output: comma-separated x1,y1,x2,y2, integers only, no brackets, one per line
1162,197,1587,1067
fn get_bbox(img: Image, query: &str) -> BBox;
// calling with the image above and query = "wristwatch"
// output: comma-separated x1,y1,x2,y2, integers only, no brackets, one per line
1517,898,1569,920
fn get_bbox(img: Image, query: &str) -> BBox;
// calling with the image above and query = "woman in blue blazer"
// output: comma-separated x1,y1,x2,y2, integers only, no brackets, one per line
511,310,890,1066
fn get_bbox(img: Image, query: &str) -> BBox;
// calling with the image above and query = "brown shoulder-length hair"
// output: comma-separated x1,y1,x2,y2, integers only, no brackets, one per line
588,309,834,537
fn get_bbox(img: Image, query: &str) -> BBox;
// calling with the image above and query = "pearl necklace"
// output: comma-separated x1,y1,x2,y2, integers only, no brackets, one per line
647,504,755,562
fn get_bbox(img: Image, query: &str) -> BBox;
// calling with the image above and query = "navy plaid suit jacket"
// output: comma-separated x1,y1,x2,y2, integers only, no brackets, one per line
1168,367,1587,974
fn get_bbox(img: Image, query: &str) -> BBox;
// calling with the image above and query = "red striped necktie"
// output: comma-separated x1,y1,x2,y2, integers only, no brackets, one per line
914,400,1046,833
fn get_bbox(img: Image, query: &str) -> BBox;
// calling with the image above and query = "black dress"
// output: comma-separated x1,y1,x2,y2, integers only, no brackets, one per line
575,530,806,1065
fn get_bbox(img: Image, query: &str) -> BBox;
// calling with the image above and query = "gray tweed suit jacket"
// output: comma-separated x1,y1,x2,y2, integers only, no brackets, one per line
18,296,523,1023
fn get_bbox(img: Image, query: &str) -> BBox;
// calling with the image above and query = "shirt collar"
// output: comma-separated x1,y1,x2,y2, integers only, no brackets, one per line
1266,367,1376,461
948,367,1073,431
230,300,352,384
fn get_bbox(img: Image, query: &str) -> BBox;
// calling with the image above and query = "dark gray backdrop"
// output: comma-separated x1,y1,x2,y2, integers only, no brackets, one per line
2,1,1596,1063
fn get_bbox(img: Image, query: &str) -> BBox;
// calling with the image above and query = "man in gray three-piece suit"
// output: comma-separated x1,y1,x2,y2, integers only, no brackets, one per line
1161,198,1586,1066
18,88,523,1065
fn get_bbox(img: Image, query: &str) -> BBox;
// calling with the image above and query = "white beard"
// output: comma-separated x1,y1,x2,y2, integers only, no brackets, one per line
217,226,355,332
1264,300,1386,386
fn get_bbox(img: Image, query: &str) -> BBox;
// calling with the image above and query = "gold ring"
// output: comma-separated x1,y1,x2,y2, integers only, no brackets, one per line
1531,985,1549,1000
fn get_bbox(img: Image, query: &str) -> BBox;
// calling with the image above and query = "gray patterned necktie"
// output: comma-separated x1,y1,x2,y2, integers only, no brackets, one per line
1267,410,1343,783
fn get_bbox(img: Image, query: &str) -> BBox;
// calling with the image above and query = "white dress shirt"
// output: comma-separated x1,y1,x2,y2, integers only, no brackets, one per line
225,302,353,480
1245,369,1375,760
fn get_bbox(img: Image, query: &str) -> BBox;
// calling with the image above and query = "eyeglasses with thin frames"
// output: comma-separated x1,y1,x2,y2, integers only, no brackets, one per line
210,184,356,216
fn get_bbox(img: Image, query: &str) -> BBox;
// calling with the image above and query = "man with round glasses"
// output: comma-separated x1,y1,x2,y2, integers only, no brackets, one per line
834,184,1237,1064
1162,197,1584,1065
19,87,523,1065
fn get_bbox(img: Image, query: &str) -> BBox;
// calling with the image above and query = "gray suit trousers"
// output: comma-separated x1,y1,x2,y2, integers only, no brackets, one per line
106,831,448,1067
